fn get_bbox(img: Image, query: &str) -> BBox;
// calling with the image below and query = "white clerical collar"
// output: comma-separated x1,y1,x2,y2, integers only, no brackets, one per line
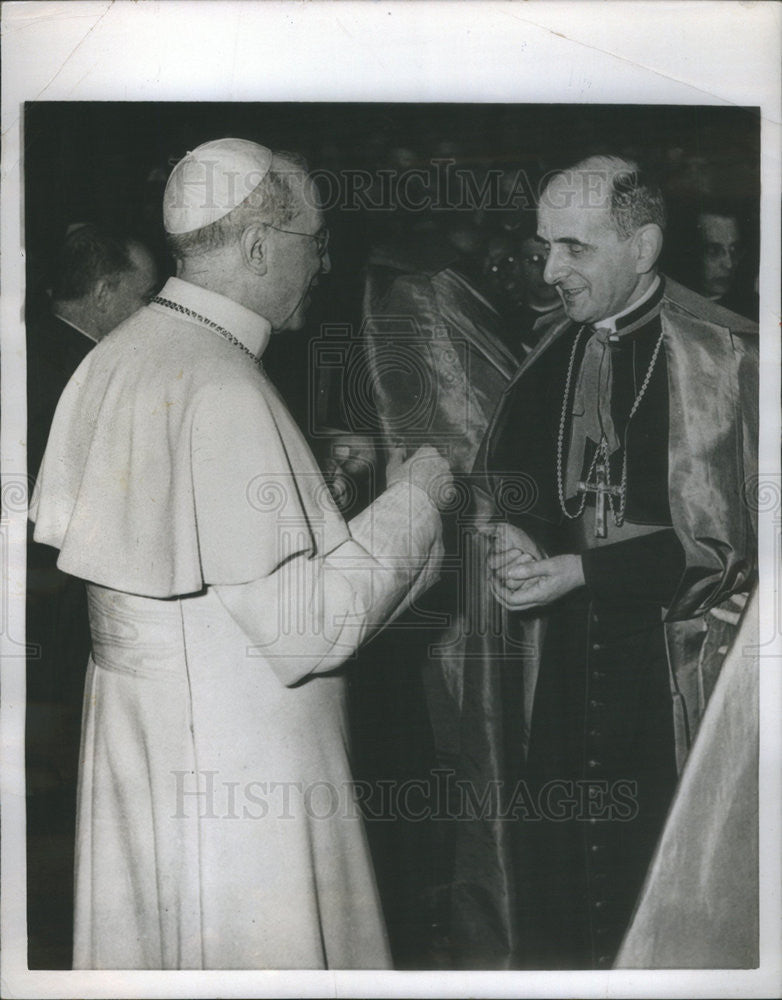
596,275,661,334
153,276,272,360
52,312,98,344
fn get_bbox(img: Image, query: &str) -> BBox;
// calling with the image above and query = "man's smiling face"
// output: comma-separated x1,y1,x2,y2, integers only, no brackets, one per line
537,171,642,325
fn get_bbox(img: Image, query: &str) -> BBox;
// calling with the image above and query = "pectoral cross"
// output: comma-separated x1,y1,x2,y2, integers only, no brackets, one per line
578,447,621,538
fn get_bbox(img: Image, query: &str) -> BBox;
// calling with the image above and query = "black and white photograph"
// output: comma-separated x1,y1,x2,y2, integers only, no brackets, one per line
2,3,780,998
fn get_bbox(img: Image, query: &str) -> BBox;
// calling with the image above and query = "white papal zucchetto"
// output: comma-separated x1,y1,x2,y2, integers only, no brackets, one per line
163,138,274,235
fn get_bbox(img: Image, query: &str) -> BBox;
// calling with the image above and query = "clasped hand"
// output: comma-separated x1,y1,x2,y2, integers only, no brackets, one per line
486,522,585,610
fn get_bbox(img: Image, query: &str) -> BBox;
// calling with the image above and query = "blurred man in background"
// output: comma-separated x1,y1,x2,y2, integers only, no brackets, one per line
28,224,159,472
26,223,158,967
483,218,561,356
693,206,758,320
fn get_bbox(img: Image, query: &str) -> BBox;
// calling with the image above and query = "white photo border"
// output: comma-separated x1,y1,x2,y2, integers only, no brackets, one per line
2,2,780,998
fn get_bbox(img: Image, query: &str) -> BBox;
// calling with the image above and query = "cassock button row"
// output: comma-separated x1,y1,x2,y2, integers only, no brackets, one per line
589,700,604,710
591,670,606,681
588,728,601,739
589,843,604,854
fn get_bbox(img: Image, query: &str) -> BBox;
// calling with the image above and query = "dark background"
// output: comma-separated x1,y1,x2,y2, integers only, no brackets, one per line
24,101,761,426
24,101,760,969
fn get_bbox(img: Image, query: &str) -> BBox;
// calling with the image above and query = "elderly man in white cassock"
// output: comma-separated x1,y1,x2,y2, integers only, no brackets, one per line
30,139,450,970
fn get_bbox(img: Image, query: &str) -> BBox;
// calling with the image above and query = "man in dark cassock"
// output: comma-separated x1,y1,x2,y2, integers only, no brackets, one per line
693,206,759,321
482,155,757,969
28,225,159,474
26,224,157,967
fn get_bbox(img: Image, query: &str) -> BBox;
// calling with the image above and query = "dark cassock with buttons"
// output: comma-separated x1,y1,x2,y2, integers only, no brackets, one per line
26,306,96,777
479,274,758,969
26,306,97,964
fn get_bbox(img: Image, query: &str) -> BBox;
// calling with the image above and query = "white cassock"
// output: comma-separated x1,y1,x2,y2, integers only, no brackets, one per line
30,277,443,970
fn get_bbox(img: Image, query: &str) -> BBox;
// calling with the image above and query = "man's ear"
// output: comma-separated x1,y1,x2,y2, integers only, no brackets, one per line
633,224,664,274
241,224,269,276
91,278,113,314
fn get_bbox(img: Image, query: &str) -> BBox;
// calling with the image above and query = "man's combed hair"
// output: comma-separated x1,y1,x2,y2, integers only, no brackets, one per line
609,164,667,239
547,155,667,239
166,150,309,260
694,198,745,239
51,224,136,302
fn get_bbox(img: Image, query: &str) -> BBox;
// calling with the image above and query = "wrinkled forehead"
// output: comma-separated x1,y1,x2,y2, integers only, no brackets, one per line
538,172,614,238
541,169,613,215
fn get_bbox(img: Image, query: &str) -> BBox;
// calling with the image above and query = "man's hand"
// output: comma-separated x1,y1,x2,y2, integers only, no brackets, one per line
386,445,453,510
321,431,377,513
488,551,585,610
484,521,546,563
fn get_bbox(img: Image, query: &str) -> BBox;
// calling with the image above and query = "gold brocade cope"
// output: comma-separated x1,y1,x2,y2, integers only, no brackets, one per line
662,305,757,620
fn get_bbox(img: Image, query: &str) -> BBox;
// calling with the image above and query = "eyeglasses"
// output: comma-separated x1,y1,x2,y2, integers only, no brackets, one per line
265,223,330,257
